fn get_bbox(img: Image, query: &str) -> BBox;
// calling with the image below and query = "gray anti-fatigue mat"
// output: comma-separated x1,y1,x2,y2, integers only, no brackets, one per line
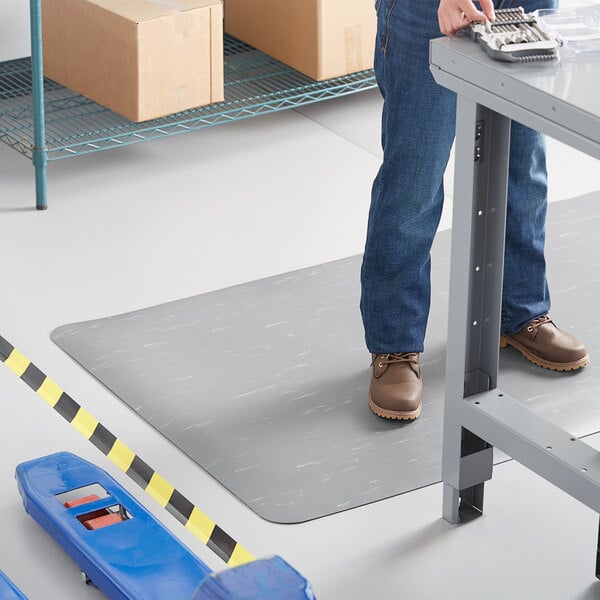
52,191,600,523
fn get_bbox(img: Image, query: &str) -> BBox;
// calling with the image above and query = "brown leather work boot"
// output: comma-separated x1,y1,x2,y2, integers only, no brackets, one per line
368,353,422,420
500,314,589,371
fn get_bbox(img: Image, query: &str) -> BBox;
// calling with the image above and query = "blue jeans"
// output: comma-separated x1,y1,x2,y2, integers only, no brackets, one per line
360,0,556,354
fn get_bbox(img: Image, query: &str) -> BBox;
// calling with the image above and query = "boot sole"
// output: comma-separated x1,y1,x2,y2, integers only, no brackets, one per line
368,393,421,420
499,336,589,372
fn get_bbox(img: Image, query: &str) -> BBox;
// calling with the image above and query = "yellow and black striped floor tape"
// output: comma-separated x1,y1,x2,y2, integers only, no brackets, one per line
0,334,254,567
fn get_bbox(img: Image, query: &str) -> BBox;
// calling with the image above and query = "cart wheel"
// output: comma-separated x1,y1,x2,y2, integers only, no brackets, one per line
81,571,92,586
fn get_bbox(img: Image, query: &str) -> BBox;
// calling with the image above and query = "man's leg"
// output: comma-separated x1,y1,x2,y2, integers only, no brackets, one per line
360,0,456,418
500,122,589,370
497,0,587,370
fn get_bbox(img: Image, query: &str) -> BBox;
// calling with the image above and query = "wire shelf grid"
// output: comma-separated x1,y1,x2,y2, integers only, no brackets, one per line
0,35,376,160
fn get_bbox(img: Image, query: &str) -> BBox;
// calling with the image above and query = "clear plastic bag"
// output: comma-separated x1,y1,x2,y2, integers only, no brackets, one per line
536,5,600,60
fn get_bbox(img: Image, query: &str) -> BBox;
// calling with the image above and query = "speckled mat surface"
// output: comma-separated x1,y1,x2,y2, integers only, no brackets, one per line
52,192,600,523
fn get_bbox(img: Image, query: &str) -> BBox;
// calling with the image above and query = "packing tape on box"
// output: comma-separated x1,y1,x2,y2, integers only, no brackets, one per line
0,334,255,567
149,0,188,10
150,0,221,11
148,0,220,11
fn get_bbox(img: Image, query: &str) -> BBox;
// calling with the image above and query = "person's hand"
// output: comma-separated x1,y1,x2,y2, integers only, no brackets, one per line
438,0,495,36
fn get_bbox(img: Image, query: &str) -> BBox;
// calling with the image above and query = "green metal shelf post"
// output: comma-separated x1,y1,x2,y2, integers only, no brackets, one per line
29,0,48,210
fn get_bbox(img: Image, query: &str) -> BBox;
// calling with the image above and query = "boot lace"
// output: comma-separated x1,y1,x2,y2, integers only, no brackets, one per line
526,314,552,332
375,352,419,367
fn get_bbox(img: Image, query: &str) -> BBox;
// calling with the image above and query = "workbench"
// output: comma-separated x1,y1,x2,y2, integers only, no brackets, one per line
429,34,600,573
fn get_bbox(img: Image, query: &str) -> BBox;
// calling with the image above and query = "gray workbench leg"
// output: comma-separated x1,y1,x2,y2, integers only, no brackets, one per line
442,97,511,523
30,0,48,210
597,518,600,579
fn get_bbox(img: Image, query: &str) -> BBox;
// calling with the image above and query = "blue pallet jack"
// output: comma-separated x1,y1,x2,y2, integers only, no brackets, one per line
15,452,315,599
0,571,27,600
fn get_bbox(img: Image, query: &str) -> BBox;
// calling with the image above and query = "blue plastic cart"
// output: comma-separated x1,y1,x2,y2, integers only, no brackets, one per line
16,452,315,599
0,571,27,600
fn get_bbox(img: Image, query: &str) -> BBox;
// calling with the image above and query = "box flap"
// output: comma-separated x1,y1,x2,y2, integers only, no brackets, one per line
83,0,220,23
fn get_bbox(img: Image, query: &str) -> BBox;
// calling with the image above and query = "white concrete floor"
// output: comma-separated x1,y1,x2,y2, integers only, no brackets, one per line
1,84,600,599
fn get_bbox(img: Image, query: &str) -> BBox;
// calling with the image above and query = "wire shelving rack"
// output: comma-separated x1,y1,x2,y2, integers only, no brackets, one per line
0,3,376,209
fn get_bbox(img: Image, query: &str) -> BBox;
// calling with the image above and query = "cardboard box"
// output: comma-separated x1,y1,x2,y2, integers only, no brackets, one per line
224,0,376,81
42,0,224,122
